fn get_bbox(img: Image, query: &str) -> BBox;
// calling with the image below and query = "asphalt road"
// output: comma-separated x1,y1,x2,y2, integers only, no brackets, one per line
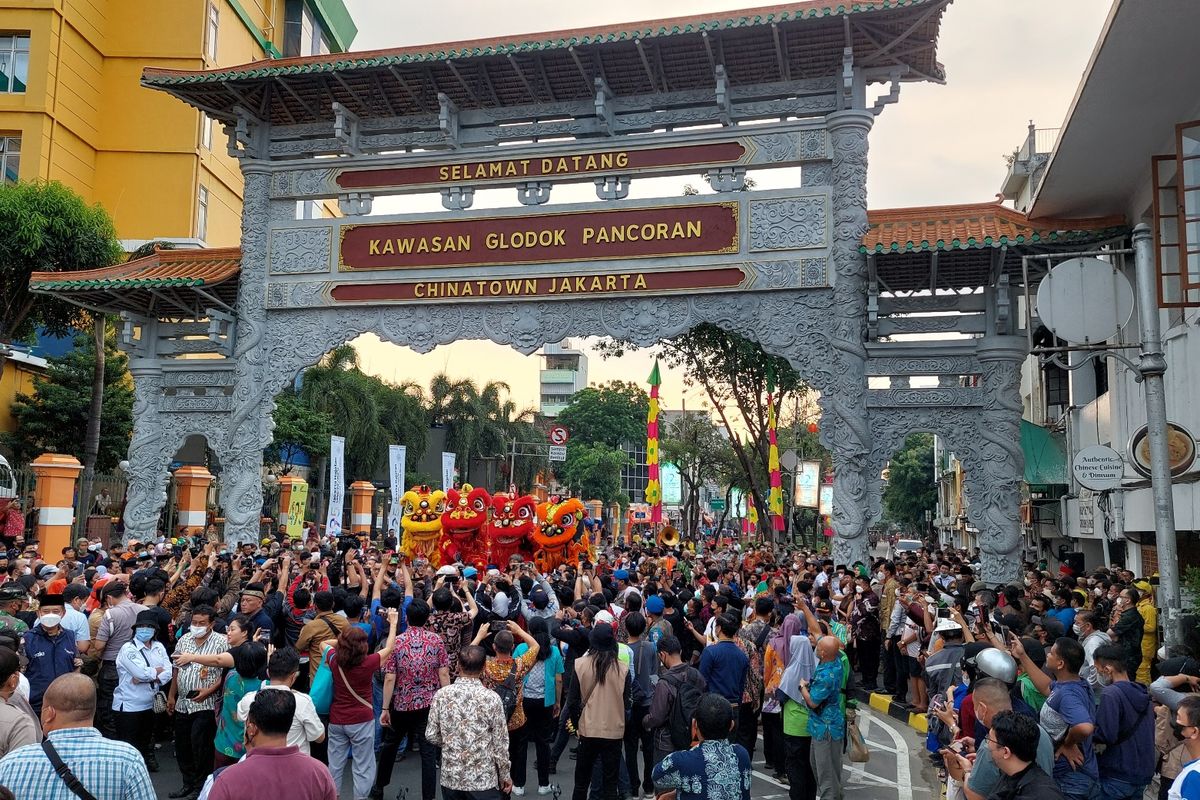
147,703,935,800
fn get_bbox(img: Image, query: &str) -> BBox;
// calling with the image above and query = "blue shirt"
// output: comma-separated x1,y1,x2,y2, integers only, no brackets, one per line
22,625,77,713
1045,605,1077,631
651,738,752,800
807,659,845,740
1044,678,1099,790
0,727,155,800
698,640,749,705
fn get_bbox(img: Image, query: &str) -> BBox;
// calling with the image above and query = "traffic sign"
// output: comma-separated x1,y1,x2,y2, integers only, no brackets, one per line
548,445,567,461
548,425,569,446
709,498,727,512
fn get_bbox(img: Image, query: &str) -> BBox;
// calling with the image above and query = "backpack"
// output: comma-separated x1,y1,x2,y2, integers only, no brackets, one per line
493,660,519,721
663,670,704,751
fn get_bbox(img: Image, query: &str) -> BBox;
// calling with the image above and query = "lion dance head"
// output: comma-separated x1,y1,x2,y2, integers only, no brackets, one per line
399,485,446,565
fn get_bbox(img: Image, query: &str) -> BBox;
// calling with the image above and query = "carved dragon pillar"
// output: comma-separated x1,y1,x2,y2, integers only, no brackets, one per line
822,109,874,568
217,164,276,545
963,336,1026,583
122,362,176,541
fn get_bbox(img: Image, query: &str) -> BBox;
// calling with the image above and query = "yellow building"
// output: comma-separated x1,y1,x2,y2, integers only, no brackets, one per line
0,0,356,248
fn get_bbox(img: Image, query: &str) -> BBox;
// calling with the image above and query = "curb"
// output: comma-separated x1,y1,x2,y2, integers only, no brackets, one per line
853,689,928,734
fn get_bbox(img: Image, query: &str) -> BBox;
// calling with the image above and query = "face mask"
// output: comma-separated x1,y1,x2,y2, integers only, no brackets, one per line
1072,623,1084,636
39,614,62,628
1171,721,1187,739
1096,670,1113,687
876,571,884,581
1159,645,1170,661
190,625,209,639
21,568,30,576
1094,588,1103,596
856,586,864,595
134,627,155,643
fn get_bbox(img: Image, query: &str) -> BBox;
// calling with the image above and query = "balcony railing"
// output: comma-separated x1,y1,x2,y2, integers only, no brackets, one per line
1018,128,1061,162
540,368,579,384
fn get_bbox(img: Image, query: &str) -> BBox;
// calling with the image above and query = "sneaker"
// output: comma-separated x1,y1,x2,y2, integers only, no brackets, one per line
168,787,194,799
538,787,554,796
512,788,525,796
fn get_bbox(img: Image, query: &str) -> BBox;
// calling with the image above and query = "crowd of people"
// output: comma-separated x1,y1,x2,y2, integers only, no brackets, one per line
0,525,1188,800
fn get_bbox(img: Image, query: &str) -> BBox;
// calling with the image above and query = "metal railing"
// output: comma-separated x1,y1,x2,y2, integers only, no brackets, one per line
1018,128,1061,162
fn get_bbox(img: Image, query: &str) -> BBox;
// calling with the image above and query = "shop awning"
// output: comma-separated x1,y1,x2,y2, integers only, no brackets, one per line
1021,420,1068,488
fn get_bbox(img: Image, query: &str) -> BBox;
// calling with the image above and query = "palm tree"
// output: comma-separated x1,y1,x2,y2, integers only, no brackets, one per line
299,344,386,480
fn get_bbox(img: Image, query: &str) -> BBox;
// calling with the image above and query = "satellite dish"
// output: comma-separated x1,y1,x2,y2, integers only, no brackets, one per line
1036,257,1134,344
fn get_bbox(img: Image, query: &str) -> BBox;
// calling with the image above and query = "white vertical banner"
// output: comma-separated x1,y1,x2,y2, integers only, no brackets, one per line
441,452,457,490
387,445,407,533
327,435,345,536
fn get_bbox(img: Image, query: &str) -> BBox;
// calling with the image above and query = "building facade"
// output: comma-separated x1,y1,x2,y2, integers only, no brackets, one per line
538,340,589,417
0,0,354,248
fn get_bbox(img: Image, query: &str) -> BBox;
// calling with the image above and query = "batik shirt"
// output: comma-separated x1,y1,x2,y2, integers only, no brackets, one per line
385,626,448,712
651,738,752,800
425,677,511,792
428,610,472,677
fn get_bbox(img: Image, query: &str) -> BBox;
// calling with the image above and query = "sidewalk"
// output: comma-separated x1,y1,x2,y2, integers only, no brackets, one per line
853,688,929,735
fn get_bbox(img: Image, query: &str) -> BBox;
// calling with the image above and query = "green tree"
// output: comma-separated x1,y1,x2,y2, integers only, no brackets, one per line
882,433,937,532
266,388,334,473
428,373,535,485
560,442,628,506
0,181,123,345
2,331,133,471
555,381,649,448
661,414,729,536
596,325,809,538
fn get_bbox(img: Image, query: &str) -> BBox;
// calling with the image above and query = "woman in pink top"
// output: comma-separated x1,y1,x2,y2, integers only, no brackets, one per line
327,609,397,800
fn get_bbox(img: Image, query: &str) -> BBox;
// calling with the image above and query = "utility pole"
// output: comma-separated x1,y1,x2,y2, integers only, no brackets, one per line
1132,224,1182,647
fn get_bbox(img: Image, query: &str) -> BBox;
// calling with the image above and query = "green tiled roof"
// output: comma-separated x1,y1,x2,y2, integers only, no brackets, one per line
143,0,939,86
33,277,210,289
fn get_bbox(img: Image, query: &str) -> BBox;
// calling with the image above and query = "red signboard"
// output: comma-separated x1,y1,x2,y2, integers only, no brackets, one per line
336,141,747,190
339,202,739,271
330,267,747,303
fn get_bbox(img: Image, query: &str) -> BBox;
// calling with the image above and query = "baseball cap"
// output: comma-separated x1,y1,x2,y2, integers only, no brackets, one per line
462,567,478,579
645,595,665,614
38,565,59,579
614,569,630,581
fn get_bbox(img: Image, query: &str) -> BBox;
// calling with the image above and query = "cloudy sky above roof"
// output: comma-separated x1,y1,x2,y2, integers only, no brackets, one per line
338,0,1110,416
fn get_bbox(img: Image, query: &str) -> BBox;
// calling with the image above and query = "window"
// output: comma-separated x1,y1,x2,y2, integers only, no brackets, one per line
196,185,209,240
205,2,220,62
200,114,213,150
283,0,331,57
1177,120,1200,292
0,35,29,93
0,136,19,183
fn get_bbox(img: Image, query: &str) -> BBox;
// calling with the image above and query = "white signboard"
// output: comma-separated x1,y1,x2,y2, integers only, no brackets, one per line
818,484,834,516
327,435,345,536
387,444,407,533
548,445,567,462
1072,445,1124,491
794,461,821,508
441,452,457,489
661,462,682,505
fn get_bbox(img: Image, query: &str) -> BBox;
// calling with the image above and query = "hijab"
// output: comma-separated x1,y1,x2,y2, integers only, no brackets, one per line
778,634,817,705
770,613,803,667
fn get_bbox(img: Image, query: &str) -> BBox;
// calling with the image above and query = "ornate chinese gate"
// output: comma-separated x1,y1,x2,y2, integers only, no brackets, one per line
32,1,1052,581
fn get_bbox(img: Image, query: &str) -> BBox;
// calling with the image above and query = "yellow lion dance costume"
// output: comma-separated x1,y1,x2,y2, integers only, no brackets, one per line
399,485,446,566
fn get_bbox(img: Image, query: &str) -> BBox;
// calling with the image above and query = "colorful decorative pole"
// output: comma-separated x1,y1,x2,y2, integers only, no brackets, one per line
745,491,759,539
767,373,785,535
645,359,663,525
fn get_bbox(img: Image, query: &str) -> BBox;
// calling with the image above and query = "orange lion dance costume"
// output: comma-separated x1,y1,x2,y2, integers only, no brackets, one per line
532,497,592,573
486,493,537,567
440,484,491,570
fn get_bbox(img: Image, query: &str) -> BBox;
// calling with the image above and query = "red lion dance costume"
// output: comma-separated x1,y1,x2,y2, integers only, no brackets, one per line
532,497,593,573
440,484,491,571
486,493,537,567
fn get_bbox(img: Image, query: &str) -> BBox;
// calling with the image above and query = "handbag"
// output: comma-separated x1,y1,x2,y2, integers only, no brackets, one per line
846,707,869,763
310,648,334,715
336,660,373,710
137,649,169,714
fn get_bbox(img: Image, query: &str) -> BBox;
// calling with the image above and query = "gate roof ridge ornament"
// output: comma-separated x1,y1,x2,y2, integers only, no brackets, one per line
140,1,949,126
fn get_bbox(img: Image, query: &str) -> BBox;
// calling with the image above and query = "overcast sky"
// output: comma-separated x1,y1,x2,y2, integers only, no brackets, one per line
339,0,1112,415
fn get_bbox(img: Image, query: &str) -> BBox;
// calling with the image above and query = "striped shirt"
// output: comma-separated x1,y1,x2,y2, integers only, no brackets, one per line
174,631,229,714
0,726,155,800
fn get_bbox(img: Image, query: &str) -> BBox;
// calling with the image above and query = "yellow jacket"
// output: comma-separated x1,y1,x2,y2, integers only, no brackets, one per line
1137,597,1157,683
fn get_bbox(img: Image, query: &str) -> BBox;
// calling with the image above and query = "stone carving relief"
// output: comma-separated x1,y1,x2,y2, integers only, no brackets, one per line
800,258,828,288
268,227,333,275
749,197,828,251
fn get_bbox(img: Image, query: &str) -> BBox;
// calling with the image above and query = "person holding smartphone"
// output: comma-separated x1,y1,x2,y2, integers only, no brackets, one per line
167,604,228,799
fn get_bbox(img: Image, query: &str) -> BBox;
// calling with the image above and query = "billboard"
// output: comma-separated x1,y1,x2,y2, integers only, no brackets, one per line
794,461,821,508
661,462,683,506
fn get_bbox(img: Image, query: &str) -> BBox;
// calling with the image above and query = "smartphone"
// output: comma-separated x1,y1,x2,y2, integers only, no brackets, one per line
936,608,951,619
448,576,460,585
186,689,200,700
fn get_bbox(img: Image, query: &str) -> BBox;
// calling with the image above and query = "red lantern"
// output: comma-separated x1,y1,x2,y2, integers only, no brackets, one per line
807,422,819,434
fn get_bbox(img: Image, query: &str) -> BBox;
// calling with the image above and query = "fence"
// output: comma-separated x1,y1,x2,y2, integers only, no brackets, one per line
9,464,128,546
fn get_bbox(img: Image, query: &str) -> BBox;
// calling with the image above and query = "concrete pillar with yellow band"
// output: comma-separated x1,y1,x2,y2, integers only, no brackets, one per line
31,453,83,560
277,475,306,530
174,466,213,535
349,481,375,536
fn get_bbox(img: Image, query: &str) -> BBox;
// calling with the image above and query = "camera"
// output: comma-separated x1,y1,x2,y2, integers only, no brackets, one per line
936,608,951,619
488,620,508,634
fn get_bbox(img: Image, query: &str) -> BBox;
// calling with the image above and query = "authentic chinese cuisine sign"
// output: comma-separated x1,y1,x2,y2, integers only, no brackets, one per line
340,202,739,271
